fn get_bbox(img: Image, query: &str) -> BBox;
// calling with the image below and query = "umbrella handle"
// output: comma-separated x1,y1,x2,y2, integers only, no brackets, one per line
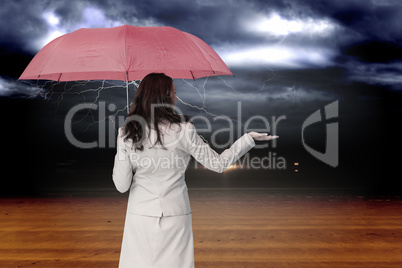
126,71,129,114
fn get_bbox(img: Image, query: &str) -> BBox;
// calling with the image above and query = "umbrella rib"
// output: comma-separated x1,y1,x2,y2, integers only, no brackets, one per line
183,33,216,78
37,34,68,81
125,71,129,114
124,24,129,78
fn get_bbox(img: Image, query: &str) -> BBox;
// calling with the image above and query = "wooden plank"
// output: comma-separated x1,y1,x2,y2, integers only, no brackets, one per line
0,191,401,267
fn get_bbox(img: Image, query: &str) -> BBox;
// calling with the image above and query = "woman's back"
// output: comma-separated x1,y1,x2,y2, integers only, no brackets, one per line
117,122,193,216
113,121,255,216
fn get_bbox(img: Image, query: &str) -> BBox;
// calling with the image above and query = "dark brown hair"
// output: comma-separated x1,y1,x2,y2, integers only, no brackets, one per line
122,73,190,150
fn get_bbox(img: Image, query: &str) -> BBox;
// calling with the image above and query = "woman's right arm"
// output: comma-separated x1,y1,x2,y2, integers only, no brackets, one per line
184,123,255,173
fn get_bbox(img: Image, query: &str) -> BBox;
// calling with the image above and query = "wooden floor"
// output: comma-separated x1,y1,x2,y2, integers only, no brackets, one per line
1,190,402,267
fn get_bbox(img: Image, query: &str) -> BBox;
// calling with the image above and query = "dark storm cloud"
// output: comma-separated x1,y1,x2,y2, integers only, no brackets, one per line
341,40,402,63
0,76,40,97
0,1,48,50
2,0,402,52
93,0,283,45
0,0,343,54
283,0,402,42
1,0,402,97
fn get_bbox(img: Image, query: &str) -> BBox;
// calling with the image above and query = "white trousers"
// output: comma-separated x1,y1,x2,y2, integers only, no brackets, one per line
119,212,194,268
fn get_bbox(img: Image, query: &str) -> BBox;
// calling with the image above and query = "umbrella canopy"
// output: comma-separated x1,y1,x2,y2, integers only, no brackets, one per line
19,25,233,82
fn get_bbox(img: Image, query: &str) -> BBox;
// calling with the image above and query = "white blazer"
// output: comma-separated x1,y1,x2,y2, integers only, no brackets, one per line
112,122,255,217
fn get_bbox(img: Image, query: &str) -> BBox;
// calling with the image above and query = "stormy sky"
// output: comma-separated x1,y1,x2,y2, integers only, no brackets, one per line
1,0,401,194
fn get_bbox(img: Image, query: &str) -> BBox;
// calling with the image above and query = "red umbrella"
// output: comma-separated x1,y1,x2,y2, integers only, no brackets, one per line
19,25,233,112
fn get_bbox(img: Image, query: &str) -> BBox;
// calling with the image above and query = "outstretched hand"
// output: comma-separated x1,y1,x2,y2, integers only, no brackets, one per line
248,131,279,141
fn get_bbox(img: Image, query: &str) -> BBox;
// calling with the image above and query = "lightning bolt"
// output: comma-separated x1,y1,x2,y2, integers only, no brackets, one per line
176,95,219,118
23,70,283,133
178,68,279,115
217,67,279,94
22,80,138,133
182,78,207,108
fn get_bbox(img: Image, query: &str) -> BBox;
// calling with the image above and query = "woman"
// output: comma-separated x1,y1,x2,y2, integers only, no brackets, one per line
112,73,278,267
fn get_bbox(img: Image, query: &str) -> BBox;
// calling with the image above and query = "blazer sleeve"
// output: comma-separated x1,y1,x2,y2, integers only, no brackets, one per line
112,127,133,193
184,123,255,173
